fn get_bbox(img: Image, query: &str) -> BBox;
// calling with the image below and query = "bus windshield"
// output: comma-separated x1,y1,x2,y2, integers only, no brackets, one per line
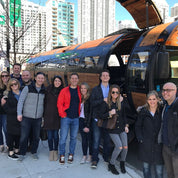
127,51,150,91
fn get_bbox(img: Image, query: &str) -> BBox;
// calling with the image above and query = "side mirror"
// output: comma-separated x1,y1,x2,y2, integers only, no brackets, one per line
155,52,170,79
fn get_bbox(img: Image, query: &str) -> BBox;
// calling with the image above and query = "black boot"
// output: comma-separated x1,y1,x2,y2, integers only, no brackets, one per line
108,163,119,175
120,161,126,173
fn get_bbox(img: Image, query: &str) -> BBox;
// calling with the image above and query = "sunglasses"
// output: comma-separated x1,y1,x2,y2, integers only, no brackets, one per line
1,75,9,78
11,83,18,87
112,91,119,94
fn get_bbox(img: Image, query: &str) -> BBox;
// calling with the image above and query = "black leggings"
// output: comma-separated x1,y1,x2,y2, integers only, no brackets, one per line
7,133,20,151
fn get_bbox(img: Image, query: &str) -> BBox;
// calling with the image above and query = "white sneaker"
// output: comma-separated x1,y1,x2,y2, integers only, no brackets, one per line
86,155,92,163
80,156,86,164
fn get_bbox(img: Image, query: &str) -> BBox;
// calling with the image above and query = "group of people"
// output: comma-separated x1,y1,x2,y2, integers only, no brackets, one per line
0,64,178,178
135,83,178,178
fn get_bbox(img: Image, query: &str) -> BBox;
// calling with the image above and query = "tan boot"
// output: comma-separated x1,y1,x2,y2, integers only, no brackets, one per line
53,150,58,161
49,151,54,161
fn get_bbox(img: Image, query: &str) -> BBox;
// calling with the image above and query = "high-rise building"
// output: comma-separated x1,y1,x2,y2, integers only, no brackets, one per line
118,20,136,30
46,0,74,50
152,0,169,23
78,0,115,44
171,3,178,17
0,0,47,63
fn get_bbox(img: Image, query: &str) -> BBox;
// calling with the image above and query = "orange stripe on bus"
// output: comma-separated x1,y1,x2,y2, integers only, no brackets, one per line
140,23,171,47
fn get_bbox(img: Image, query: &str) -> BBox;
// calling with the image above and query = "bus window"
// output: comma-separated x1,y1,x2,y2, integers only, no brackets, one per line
127,51,150,91
170,55,178,78
108,54,120,66
82,56,99,68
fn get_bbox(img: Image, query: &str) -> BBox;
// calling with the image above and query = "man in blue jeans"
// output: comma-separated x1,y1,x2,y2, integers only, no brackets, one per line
90,69,111,169
57,73,81,164
17,72,46,161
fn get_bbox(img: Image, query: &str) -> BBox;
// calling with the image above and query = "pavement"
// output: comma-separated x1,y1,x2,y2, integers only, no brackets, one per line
0,134,143,178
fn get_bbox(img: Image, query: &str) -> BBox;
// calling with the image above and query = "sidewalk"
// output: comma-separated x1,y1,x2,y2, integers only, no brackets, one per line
0,135,143,178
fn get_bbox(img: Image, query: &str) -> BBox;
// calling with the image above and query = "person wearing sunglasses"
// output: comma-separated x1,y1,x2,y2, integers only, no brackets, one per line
161,82,178,178
135,90,164,178
1,78,21,160
0,71,10,153
96,84,129,175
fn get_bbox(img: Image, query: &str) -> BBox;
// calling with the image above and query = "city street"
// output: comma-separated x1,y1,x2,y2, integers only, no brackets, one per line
0,134,143,178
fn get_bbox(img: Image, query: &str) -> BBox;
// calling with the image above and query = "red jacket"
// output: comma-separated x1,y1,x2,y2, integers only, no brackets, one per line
57,85,81,118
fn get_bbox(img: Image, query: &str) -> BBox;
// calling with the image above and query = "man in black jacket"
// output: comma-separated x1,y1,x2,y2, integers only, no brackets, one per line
162,82,178,178
90,69,111,169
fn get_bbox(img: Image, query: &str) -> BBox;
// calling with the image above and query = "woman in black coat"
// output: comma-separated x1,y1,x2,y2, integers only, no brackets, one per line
1,78,21,160
79,82,92,164
43,75,64,161
135,90,164,178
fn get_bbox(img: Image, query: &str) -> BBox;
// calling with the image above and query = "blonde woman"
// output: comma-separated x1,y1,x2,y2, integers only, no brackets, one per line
1,78,21,160
96,84,129,175
0,71,10,152
135,90,163,178
79,82,92,164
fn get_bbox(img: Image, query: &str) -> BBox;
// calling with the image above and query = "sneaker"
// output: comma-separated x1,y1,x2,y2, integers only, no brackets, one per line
59,155,65,165
31,153,38,160
80,156,86,164
14,151,20,156
91,161,97,169
68,154,73,164
86,155,92,163
8,154,19,160
18,155,25,162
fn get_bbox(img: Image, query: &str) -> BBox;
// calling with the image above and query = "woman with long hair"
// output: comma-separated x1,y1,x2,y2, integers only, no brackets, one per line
79,82,92,164
107,85,129,175
1,78,21,160
0,71,10,152
96,84,129,175
43,75,64,161
135,90,164,178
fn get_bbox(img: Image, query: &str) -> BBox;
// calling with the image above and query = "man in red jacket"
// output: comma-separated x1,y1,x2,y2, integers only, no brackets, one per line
57,73,81,164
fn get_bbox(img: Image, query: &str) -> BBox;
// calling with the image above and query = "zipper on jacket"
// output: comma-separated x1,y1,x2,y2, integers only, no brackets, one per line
35,92,39,118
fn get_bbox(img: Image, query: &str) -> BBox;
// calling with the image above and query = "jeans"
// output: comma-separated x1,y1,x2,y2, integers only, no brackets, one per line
59,117,79,156
0,114,7,145
109,132,128,165
79,118,92,156
47,130,59,151
143,162,163,178
20,117,42,155
92,119,110,162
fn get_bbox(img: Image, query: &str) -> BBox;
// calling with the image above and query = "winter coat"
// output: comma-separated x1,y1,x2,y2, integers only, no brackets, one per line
90,84,105,120
17,82,45,119
135,107,164,164
161,98,178,154
3,91,21,135
96,100,127,134
57,85,81,118
0,86,6,114
81,97,91,128
43,85,62,130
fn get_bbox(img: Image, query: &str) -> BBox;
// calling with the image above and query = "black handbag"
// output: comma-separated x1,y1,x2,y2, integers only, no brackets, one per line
40,127,48,141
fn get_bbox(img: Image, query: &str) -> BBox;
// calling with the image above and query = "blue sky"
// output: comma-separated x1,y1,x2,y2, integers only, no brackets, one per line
29,0,177,37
